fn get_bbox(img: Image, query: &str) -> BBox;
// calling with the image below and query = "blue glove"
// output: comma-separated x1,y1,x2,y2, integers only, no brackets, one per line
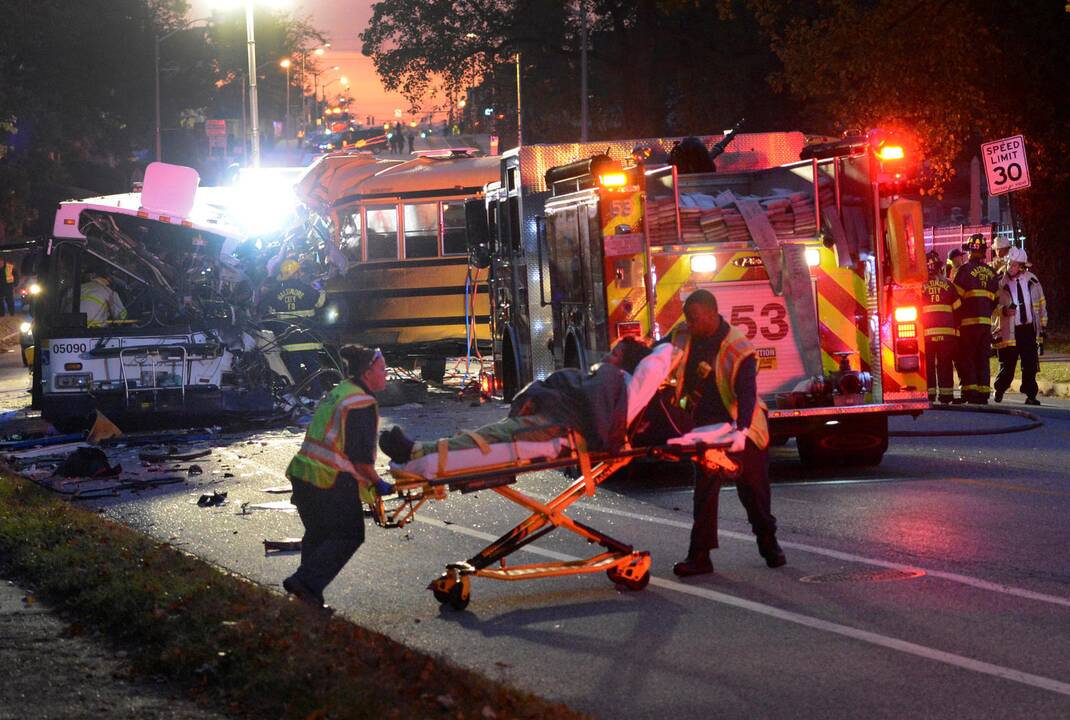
374,478,395,496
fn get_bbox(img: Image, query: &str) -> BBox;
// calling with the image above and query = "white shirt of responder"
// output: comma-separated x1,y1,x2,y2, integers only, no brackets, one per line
1010,275,1033,326
80,279,127,327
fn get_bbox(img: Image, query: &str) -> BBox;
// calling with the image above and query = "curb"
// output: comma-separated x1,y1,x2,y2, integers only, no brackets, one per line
1008,378,1070,398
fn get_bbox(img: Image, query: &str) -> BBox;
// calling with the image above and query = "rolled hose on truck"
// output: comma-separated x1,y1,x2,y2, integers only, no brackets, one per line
889,404,1043,438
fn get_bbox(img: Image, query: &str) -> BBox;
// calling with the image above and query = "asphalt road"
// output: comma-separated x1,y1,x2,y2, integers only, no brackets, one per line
4,352,1069,720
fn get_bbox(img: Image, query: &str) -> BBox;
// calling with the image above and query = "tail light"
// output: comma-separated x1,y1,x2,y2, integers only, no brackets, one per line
893,305,921,371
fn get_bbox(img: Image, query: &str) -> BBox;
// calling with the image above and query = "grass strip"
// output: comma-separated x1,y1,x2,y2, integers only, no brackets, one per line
0,471,588,720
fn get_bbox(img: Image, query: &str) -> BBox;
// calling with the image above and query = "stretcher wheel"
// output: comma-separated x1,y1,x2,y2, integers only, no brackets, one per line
607,552,652,591
430,575,455,604
447,579,471,611
607,567,651,591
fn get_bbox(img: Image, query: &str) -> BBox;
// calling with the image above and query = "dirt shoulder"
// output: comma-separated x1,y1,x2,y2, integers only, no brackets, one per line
0,578,228,720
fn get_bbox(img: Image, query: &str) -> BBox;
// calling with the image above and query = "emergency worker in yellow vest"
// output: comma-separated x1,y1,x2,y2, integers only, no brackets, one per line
922,251,961,404
0,257,17,316
283,345,394,612
260,259,327,397
670,289,785,577
951,234,999,404
80,273,127,327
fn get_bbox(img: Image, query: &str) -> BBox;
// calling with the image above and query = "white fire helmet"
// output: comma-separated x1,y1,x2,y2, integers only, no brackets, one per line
1007,246,1028,265
993,235,1012,250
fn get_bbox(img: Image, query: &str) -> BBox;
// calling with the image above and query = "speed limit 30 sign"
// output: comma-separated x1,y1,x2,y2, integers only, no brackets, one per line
981,135,1031,196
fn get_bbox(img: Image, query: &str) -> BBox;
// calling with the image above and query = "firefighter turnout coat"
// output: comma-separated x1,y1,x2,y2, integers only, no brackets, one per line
921,274,961,342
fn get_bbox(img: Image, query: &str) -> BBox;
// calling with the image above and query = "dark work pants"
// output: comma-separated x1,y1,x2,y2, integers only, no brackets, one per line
0,285,14,316
687,439,776,557
282,349,323,398
925,336,957,403
290,475,365,600
958,324,993,401
994,324,1039,400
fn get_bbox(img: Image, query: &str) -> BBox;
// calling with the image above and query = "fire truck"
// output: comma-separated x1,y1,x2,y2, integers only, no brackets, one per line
468,131,929,466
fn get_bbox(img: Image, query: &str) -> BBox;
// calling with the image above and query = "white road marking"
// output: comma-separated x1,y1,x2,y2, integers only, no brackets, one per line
572,502,1070,609
415,515,1070,698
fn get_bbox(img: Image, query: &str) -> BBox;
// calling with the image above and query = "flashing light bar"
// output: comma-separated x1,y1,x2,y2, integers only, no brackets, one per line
598,172,628,187
878,145,905,161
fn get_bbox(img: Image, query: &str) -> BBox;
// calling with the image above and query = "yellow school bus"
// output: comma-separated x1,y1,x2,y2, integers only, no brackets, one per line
297,149,498,381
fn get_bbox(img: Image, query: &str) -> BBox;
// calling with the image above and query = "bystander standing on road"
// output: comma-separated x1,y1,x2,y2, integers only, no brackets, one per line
283,344,394,612
993,247,1047,405
952,234,999,404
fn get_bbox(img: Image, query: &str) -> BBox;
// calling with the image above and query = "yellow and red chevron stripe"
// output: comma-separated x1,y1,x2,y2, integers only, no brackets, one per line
813,247,872,376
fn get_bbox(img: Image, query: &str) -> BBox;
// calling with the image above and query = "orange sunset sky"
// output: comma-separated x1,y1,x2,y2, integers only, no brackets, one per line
189,0,423,124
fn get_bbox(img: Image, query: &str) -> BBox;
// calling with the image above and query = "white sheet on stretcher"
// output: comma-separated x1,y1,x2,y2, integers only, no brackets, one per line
392,423,733,480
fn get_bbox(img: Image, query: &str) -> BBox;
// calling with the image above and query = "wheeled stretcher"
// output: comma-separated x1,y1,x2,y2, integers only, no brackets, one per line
373,424,738,609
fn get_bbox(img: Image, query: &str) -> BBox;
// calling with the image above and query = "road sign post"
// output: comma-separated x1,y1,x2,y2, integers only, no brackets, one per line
981,135,1030,243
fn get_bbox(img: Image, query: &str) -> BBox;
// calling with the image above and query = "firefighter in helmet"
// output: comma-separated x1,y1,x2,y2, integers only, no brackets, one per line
260,258,327,398
991,235,1013,275
80,272,127,327
950,234,999,404
922,251,961,404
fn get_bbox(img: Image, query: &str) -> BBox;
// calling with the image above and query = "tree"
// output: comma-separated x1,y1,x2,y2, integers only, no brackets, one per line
733,0,1070,325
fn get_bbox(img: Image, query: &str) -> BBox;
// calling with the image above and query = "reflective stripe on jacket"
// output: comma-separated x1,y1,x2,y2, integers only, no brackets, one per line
952,259,998,326
672,325,769,450
993,271,1047,349
2,262,14,285
286,380,377,489
921,275,961,339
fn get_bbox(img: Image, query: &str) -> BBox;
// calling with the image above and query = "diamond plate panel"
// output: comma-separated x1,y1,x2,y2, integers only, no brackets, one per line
517,132,807,194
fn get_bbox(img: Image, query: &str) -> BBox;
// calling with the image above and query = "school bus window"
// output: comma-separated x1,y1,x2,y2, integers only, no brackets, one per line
366,205,398,260
442,202,467,255
403,203,439,258
339,209,362,261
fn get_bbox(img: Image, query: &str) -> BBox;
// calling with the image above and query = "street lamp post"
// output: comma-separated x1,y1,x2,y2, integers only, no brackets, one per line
243,0,261,167
279,59,291,137
154,17,210,162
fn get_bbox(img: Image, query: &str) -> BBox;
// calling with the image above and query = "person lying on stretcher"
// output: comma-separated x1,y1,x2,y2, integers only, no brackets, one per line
379,335,737,480
380,335,671,475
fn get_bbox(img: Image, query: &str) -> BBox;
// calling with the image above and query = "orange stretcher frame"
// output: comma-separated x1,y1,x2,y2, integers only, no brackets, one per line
374,434,736,610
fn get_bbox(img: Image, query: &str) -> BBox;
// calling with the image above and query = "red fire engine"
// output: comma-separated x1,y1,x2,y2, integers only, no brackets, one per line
467,130,928,467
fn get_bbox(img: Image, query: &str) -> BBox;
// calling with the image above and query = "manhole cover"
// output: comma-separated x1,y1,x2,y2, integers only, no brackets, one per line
800,568,925,583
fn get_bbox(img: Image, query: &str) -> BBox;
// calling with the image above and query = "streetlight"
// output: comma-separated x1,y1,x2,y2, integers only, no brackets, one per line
279,58,291,137
155,17,211,162
212,0,289,166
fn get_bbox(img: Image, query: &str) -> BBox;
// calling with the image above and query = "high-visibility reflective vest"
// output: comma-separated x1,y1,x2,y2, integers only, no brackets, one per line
921,275,961,341
79,279,127,327
952,259,998,327
672,324,770,450
286,380,377,490
1,262,14,285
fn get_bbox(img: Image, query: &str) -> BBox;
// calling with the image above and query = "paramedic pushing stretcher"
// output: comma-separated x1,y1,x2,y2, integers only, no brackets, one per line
283,345,395,613
670,289,786,576
378,336,678,469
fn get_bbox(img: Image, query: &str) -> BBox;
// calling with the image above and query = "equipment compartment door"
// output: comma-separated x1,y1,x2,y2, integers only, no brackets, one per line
693,280,813,396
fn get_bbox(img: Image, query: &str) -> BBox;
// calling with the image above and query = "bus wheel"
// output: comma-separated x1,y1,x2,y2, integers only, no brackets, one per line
420,358,447,384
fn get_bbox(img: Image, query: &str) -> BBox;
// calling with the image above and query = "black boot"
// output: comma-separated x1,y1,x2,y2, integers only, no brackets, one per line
673,552,714,577
758,535,787,568
378,426,415,463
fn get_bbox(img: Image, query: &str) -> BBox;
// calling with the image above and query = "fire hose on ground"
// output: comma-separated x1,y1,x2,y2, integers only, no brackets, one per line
889,404,1044,438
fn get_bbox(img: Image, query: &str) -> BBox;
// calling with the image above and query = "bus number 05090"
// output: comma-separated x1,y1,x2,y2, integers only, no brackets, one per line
729,303,789,342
